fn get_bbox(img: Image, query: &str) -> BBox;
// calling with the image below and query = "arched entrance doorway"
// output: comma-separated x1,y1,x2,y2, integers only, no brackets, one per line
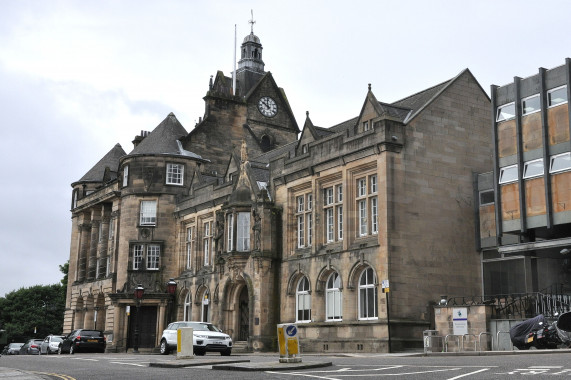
238,286,249,341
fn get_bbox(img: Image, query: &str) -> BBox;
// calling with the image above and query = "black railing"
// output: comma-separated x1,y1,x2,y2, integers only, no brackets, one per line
446,289,571,319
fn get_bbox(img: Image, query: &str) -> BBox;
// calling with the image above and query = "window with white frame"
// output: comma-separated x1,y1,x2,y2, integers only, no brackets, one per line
132,245,144,270
523,159,544,179
522,94,540,116
186,226,194,269
496,102,515,122
203,221,213,265
166,163,184,185
499,165,519,184
324,185,343,243
296,276,311,323
147,245,160,270
356,174,378,237
548,85,568,107
550,152,571,173
106,255,111,276
479,190,495,206
72,190,78,209
98,222,103,242
184,293,191,321
358,267,378,320
326,272,342,321
237,212,251,251
227,214,234,252
132,244,160,270
122,165,129,187
295,193,312,248
140,200,157,226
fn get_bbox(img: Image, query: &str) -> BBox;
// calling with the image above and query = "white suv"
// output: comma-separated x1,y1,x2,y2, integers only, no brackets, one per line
159,321,232,356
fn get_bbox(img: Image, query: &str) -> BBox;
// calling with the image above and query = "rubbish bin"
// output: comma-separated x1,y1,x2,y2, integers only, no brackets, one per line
423,330,442,353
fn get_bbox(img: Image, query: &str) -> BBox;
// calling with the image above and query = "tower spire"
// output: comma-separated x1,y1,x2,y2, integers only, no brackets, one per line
249,9,256,33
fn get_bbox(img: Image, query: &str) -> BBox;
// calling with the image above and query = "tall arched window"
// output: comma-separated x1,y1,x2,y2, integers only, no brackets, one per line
261,135,271,152
326,272,342,321
296,276,311,322
358,267,378,320
201,290,210,322
184,293,191,321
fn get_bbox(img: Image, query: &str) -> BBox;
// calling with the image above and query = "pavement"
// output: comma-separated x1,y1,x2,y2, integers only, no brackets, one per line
4,348,571,379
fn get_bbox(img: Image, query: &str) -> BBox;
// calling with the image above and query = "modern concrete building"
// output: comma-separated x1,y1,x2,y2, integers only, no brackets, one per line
65,26,494,353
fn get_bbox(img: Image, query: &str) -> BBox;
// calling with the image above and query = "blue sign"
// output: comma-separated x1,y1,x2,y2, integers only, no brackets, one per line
285,325,297,337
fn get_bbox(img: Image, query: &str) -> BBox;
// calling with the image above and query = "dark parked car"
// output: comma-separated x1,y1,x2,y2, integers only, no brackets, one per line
58,329,106,354
4,343,24,355
19,339,43,355
39,335,65,355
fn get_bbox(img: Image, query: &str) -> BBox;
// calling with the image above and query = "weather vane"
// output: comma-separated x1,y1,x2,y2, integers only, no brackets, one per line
249,9,256,33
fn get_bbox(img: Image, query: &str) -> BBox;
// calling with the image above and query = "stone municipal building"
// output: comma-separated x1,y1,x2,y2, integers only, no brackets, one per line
65,25,495,353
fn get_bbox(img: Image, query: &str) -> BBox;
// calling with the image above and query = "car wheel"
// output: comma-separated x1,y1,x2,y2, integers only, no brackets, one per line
220,349,231,356
69,345,75,355
57,346,62,355
38,349,42,355
159,340,169,355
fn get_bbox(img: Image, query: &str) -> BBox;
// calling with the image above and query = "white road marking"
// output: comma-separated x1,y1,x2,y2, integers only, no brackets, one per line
447,368,490,380
70,358,98,361
110,361,147,367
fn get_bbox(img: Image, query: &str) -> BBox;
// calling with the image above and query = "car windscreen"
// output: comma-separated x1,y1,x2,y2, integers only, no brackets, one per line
81,330,103,337
187,323,220,332
52,337,63,342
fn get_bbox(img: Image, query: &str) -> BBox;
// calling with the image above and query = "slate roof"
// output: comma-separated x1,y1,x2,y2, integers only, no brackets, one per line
328,116,359,133
252,140,297,164
75,143,126,184
129,113,205,160
391,78,453,122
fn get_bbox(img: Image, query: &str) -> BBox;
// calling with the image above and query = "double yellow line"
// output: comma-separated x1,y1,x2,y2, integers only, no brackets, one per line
31,371,76,380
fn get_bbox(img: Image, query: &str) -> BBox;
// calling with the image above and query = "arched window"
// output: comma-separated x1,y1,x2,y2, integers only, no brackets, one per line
296,276,311,322
184,293,191,321
261,135,271,152
358,267,378,320
201,290,210,322
326,272,342,321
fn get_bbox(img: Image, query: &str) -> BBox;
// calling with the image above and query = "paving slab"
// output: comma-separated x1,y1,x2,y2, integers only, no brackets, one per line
212,360,333,371
149,358,250,368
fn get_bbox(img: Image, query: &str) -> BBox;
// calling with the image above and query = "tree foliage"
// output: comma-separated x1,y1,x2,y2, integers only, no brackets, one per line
0,284,66,343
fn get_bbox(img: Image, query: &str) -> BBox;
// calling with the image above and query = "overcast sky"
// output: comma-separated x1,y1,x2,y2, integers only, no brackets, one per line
1,0,571,297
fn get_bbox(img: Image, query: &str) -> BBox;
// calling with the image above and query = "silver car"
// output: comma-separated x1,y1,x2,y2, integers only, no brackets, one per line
159,321,232,356
39,335,64,355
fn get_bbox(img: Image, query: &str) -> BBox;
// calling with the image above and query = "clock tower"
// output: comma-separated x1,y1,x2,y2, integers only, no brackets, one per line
235,14,265,96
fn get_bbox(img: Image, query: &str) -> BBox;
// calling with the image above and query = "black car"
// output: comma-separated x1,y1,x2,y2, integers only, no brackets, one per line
58,329,106,354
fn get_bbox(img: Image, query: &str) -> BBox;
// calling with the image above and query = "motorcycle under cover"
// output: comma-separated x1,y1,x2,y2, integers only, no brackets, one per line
509,314,546,345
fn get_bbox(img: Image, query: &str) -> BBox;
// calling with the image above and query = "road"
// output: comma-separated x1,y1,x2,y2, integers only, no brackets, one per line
2,351,571,379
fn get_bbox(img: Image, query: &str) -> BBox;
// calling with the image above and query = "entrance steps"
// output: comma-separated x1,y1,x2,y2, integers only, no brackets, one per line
232,340,251,353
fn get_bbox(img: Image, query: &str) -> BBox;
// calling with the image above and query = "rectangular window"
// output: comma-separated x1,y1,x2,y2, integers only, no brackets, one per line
479,190,495,206
166,163,184,185
357,179,366,197
237,212,250,251
123,165,129,187
370,175,377,194
325,187,334,205
523,159,544,179
297,215,305,248
363,121,369,131
227,214,234,252
326,208,334,242
140,200,157,226
548,85,568,107
521,94,541,115
106,256,111,276
359,200,367,236
95,259,100,279
203,221,212,265
98,223,103,242
550,152,571,173
307,194,313,211
337,206,343,241
499,165,519,184
371,197,378,234
297,196,304,212
302,144,308,154
147,245,160,270
186,227,193,269
133,245,144,270
336,185,343,202
496,102,515,122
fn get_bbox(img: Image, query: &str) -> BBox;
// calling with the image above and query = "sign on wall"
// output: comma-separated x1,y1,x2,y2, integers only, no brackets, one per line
452,307,468,335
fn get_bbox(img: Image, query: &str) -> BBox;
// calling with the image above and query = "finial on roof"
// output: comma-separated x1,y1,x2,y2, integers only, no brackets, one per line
306,111,309,117
249,9,256,33
241,139,248,162
368,83,371,91
209,75,213,90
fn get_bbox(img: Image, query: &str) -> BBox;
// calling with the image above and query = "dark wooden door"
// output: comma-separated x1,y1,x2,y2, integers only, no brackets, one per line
239,287,249,341
128,306,157,349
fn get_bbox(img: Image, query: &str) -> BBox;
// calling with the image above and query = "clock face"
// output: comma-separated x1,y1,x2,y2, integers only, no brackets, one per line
258,96,278,117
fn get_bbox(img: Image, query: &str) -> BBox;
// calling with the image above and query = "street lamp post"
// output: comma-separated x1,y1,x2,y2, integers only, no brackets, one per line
133,284,144,354
166,279,177,323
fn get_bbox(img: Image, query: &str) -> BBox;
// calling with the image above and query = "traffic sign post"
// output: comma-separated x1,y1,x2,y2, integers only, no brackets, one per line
382,280,391,353
277,323,302,363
